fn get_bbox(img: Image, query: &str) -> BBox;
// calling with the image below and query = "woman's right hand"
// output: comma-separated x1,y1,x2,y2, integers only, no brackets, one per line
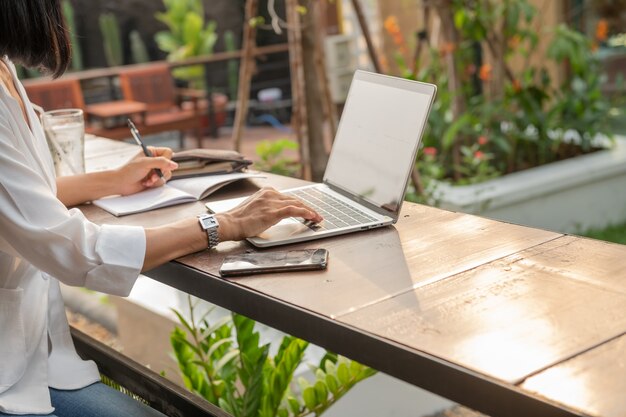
216,187,323,242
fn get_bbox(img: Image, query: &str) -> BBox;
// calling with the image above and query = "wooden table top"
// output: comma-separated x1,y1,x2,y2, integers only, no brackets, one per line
81,139,626,417
85,100,147,119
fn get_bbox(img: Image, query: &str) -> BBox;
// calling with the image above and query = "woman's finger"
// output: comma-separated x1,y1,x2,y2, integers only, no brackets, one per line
275,206,318,221
146,146,174,159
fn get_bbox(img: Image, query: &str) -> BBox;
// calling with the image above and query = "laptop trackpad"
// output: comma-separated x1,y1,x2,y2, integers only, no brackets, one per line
258,218,316,241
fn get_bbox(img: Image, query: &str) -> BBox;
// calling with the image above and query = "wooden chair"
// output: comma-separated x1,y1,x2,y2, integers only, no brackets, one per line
24,79,141,140
119,64,204,146
24,78,86,111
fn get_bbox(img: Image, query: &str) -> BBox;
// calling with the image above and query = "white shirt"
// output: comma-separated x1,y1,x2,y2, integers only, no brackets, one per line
0,59,147,414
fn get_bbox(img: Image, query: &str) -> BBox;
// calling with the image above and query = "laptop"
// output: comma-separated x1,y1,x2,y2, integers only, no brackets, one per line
207,70,437,247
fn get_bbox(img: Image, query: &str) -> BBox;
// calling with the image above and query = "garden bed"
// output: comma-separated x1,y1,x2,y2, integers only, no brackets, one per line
432,136,626,233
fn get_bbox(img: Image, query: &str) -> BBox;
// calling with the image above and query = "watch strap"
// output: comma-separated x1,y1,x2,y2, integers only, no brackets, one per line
197,214,220,249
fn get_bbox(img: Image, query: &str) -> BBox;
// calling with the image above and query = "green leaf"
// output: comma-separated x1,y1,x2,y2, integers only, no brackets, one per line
154,31,179,53
288,396,301,414
206,338,232,359
203,315,233,340
170,309,196,338
239,345,269,417
302,386,317,410
349,359,362,376
218,398,235,415
297,376,311,392
214,349,240,374
337,363,350,385
325,374,339,395
453,9,466,29
182,12,203,50
171,329,203,358
314,380,328,404
321,357,337,374
442,113,472,150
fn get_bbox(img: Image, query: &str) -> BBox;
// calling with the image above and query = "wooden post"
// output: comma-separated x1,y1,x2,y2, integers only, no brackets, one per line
435,0,464,181
350,0,382,73
312,1,339,140
232,0,258,152
286,0,311,180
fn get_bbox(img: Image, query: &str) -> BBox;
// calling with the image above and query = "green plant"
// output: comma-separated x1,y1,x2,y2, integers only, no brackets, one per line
99,13,123,67
170,297,376,417
155,0,218,85
583,220,626,245
389,1,616,202
63,0,83,71
548,24,612,152
224,30,240,99
130,30,150,64
254,139,301,177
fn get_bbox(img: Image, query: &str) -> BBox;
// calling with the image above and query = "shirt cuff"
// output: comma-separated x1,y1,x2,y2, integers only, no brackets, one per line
84,224,146,297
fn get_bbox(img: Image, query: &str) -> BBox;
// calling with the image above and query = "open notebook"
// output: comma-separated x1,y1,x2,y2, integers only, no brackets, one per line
93,172,263,216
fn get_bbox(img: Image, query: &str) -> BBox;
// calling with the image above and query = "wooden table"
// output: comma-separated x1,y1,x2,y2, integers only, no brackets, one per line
82,141,626,417
85,100,147,127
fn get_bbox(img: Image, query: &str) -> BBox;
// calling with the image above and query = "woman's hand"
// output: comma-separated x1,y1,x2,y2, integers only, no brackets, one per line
113,146,178,196
216,187,323,241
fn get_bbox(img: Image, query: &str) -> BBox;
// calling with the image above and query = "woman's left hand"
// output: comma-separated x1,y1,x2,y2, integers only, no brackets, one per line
113,146,178,196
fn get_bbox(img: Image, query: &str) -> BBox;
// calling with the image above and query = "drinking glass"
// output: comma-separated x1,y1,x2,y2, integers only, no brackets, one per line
42,109,85,177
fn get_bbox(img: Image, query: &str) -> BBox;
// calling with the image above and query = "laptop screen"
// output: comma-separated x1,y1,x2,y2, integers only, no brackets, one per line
324,71,436,216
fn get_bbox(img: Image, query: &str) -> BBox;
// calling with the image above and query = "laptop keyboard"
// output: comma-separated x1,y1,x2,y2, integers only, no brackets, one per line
285,187,377,231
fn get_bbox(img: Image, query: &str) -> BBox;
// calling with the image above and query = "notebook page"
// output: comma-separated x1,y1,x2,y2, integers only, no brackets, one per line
168,172,264,200
93,186,195,216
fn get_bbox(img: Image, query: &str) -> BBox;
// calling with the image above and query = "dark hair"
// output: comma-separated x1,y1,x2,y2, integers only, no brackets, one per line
0,0,71,78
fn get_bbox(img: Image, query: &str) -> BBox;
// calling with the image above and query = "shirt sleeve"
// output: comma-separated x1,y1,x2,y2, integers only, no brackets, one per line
0,117,146,297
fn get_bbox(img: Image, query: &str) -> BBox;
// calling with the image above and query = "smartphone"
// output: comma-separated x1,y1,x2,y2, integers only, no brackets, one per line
219,249,329,277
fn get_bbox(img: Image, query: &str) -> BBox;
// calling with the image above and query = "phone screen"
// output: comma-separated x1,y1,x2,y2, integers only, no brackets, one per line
219,249,328,277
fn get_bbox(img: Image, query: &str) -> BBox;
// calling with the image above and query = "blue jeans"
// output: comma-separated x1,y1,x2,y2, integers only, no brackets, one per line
0,382,167,417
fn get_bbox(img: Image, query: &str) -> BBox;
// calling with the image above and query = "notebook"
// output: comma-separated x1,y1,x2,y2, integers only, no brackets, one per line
170,148,253,180
206,70,437,247
94,172,263,216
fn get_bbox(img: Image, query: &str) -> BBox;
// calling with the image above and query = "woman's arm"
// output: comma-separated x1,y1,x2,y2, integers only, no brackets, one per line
142,188,323,271
56,147,177,207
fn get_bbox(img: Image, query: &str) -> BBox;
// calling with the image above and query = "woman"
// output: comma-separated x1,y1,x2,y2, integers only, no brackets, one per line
0,2,322,416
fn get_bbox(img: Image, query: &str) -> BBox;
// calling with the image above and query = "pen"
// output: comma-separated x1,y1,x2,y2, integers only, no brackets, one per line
127,119,166,181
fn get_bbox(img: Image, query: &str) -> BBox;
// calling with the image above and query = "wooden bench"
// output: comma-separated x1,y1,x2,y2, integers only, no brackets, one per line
71,327,230,417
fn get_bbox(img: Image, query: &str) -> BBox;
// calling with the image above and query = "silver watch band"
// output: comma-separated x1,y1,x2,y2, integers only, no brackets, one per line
197,214,220,249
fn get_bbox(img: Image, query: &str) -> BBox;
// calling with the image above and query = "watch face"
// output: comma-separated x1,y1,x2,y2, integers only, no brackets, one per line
200,215,218,229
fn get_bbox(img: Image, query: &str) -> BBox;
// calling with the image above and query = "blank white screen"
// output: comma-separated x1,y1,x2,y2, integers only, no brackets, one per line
324,75,433,213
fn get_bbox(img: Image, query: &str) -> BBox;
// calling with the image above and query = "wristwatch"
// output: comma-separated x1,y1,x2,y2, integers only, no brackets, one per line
197,214,220,249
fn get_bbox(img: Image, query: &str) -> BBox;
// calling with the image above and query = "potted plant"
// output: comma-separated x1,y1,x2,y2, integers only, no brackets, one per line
385,0,626,233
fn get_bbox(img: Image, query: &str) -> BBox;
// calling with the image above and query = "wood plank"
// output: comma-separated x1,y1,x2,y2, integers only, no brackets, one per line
522,333,626,417
338,236,626,383
203,204,559,318
508,234,626,294
23,44,290,85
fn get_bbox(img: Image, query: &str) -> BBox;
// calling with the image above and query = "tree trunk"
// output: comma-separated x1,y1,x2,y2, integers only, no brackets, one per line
301,1,328,182
435,0,465,180
231,0,258,152
286,0,310,179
